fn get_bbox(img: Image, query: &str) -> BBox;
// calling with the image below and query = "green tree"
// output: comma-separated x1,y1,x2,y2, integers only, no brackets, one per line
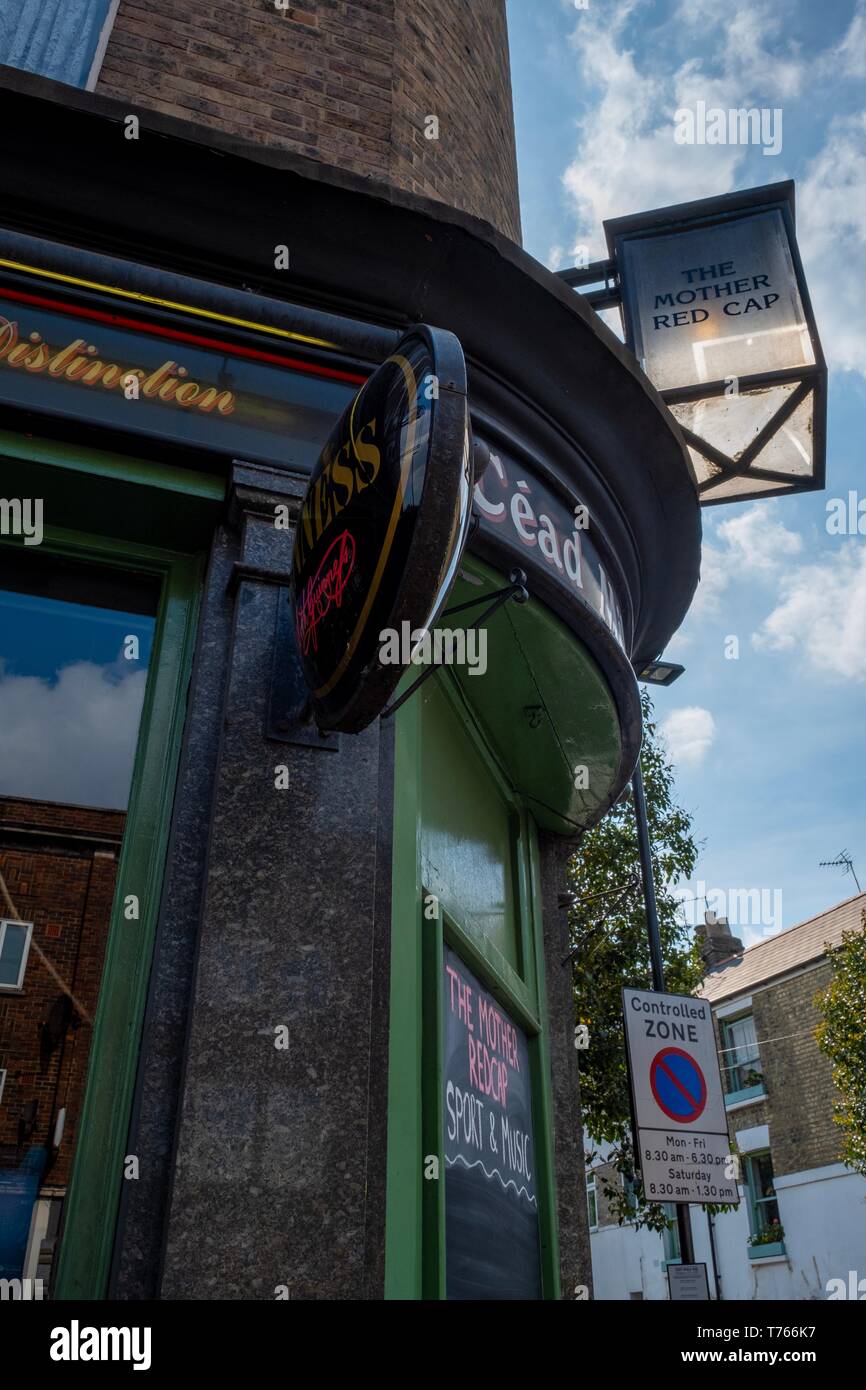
569,688,703,1231
815,915,866,1179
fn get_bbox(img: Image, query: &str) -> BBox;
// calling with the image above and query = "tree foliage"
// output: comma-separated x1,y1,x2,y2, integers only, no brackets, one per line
815,915,866,1179
569,689,703,1230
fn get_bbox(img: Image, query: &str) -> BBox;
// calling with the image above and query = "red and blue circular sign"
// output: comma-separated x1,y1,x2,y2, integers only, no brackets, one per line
650,1047,707,1123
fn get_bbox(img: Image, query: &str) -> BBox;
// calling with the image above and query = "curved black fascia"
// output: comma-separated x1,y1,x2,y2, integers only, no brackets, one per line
471,517,644,840
0,71,701,669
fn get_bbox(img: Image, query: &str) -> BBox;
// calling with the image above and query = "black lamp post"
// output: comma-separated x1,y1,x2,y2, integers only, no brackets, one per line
633,658,697,1266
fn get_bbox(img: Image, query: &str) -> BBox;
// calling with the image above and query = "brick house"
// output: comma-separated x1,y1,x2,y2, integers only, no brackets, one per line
588,891,866,1300
0,796,123,1283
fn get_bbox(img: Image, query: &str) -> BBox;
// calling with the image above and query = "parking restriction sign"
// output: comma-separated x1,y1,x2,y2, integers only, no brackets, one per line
622,987,739,1205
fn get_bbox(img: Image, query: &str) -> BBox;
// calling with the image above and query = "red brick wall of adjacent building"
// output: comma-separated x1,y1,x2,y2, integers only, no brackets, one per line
96,0,522,242
0,797,124,1190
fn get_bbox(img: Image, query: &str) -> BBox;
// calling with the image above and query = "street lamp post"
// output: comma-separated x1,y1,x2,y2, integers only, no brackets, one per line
630,756,696,1267
634,660,725,1298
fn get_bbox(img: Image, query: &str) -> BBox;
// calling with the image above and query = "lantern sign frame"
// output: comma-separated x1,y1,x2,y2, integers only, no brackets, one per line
605,182,827,506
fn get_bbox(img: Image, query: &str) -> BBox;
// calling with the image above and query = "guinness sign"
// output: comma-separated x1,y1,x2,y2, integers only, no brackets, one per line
290,325,472,732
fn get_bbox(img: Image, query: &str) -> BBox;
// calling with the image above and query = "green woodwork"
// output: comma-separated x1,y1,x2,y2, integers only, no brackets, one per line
385,689,425,1300
1,433,207,1300
0,428,225,549
420,675,521,972
446,559,623,833
386,594,586,1297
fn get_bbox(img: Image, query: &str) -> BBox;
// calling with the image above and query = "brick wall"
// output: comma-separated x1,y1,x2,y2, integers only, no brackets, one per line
96,0,521,241
0,797,123,1190
714,965,841,1179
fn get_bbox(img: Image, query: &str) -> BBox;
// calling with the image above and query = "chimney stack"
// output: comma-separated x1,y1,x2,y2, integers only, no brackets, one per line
697,911,745,968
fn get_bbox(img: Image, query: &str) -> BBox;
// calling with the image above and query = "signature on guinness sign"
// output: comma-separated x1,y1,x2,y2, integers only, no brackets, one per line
290,325,472,732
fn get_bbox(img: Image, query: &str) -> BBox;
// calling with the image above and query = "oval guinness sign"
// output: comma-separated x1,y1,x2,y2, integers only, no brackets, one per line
290,325,472,732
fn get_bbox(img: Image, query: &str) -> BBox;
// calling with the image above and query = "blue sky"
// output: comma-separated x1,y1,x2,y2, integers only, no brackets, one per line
507,0,866,940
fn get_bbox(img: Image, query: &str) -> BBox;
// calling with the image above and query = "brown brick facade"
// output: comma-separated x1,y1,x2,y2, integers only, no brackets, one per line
714,965,841,1178
96,0,522,241
0,797,123,1190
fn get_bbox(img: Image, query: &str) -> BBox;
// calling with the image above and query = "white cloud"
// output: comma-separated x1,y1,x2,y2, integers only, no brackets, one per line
561,2,805,258
828,5,866,78
715,506,803,576
798,111,866,376
751,544,866,680
658,705,717,768
558,0,866,378
683,507,803,629
688,540,732,621
0,662,147,808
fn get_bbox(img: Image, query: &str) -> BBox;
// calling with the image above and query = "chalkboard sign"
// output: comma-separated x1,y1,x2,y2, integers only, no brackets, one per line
443,947,542,1299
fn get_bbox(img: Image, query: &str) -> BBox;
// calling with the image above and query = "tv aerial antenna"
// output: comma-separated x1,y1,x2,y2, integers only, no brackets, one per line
819,850,862,894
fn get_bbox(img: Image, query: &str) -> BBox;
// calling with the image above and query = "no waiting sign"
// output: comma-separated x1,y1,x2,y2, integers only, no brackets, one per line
622,987,739,1205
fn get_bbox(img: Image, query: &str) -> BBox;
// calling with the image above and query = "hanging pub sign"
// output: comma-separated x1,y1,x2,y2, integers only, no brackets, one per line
606,182,826,505
289,325,472,733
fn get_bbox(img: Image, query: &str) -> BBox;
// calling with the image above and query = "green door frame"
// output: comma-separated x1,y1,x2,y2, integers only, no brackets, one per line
1,430,217,1298
385,672,561,1299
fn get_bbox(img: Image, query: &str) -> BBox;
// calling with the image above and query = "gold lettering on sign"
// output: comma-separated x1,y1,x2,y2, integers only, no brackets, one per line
0,315,236,416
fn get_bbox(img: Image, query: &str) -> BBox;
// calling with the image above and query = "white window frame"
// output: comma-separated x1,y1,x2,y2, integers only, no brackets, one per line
721,1010,763,1095
85,0,121,91
0,919,34,990
0,1068,6,1105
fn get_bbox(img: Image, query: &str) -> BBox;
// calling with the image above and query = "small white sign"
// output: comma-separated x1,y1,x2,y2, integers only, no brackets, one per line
668,1262,711,1301
623,987,739,1205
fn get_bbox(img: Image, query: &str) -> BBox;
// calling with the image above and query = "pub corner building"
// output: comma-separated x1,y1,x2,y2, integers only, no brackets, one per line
0,2,699,1302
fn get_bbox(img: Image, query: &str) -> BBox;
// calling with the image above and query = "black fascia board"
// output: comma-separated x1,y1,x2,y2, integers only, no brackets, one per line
0,67,701,670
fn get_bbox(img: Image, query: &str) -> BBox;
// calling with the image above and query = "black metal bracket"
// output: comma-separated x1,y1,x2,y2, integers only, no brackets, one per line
265,586,339,750
380,568,529,720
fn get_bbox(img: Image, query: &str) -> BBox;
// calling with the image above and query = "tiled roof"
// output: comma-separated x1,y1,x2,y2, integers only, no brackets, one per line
700,890,866,1004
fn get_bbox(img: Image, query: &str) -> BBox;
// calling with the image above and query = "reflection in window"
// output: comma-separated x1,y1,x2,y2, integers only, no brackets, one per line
0,1,117,90
0,548,158,1289
0,550,157,809
0,919,33,989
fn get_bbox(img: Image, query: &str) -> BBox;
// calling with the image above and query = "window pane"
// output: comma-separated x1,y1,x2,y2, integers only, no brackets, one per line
0,551,158,809
0,922,28,986
662,1204,680,1262
0,1,114,89
749,1154,781,1236
0,548,158,1289
587,1181,597,1229
725,1014,762,1091
729,1016,757,1056
754,1153,775,1195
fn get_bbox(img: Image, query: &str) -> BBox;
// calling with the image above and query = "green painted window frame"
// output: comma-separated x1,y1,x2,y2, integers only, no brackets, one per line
586,1174,598,1233
386,671,561,1300
743,1150,784,1255
662,1203,681,1264
1,431,211,1299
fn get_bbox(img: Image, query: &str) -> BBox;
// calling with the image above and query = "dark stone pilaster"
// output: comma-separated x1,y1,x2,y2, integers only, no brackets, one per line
538,834,593,1300
114,460,393,1300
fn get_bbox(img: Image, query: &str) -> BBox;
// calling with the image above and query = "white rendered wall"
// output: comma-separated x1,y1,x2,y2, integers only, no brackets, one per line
590,1166,866,1300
